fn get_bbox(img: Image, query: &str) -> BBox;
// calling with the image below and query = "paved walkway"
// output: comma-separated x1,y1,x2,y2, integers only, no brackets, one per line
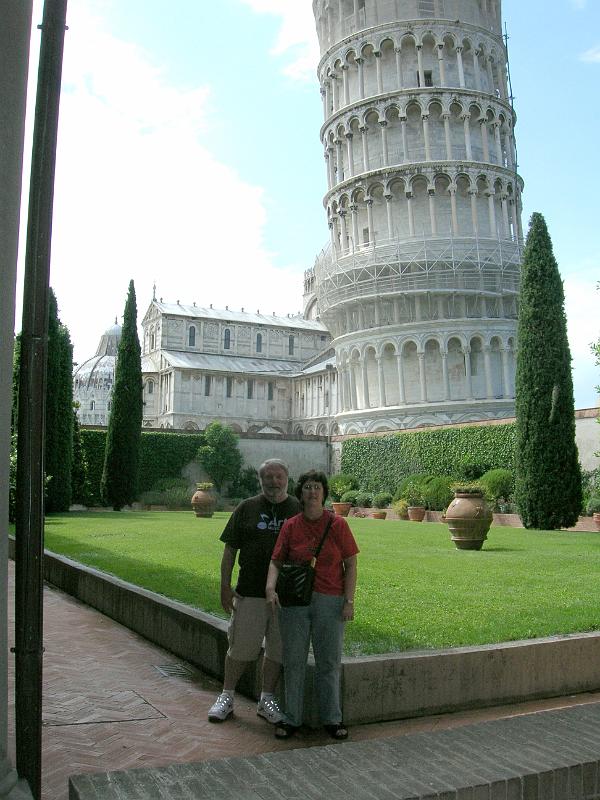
7,559,600,800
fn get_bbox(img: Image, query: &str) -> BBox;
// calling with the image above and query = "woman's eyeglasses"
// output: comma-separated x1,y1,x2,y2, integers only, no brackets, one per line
302,483,323,491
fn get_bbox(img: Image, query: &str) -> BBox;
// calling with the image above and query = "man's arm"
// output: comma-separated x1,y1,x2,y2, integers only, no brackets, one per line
220,544,238,614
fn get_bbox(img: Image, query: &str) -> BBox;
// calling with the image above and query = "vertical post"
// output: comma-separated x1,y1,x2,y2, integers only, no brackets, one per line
15,1,68,797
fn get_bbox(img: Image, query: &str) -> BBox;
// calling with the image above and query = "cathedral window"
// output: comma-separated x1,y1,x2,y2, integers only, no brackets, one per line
204,376,211,396
289,336,295,355
147,380,154,395
188,326,196,347
226,377,233,398
247,379,254,399
90,400,95,410
418,0,435,16
268,381,274,401
224,328,231,349
256,332,263,352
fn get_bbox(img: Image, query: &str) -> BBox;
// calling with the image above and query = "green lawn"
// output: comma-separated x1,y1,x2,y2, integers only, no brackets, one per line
36,511,600,656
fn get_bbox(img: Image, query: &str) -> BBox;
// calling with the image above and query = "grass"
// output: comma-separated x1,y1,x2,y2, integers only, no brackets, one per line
32,511,600,656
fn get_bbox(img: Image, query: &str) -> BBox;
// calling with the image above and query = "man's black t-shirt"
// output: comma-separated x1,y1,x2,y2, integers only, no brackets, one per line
220,494,300,598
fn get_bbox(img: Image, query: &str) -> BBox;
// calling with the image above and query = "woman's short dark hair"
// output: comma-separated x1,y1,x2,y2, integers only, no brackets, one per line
295,470,329,503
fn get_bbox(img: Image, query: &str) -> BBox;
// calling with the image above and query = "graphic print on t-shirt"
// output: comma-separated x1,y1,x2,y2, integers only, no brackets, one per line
256,510,287,533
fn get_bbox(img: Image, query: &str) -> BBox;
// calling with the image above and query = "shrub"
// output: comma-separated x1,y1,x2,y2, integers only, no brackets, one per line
402,479,426,507
340,490,359,505
582,469,600,512
229,466,260,499
329,473,358,501
587,495,600,515
140,477,193,509
392,498,409,519
373,491,393,509
479,469,514,507
393,473,434,502
355,490,373,508
422,476,454,511
456,454,490,482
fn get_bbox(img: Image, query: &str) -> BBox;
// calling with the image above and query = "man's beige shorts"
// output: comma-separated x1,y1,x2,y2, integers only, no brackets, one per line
227,595,282,663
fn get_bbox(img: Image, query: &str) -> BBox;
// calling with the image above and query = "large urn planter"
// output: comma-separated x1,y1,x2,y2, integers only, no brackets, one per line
191,483,216,518
371,510,387,520
594,513,600,531
407,506,426,522
332,502,352,517
445,489,492,551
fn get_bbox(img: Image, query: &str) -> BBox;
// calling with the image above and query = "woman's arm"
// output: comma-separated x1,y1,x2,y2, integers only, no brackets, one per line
265,560,281,608
342,555,357,621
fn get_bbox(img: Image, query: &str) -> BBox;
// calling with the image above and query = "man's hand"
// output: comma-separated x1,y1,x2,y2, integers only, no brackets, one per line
221,585,236,614
266,587,280,611
342,600,354,622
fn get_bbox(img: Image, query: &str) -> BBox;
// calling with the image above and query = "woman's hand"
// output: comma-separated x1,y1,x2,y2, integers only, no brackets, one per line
342,599,354,621
266,586,280,610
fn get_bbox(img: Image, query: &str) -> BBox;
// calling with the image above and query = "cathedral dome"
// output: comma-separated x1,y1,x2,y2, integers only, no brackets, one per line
73,320,122,426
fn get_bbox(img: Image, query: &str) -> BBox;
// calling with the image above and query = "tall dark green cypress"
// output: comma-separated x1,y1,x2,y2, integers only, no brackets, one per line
101,280,143,509
514,213,582,529
44,289,74,512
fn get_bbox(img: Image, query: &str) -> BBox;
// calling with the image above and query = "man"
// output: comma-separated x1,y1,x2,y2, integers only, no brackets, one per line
208,459,300,723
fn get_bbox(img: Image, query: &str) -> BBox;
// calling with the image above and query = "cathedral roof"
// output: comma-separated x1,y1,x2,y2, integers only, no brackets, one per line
73,320,121,387
142,350,305,376
145,301,327,332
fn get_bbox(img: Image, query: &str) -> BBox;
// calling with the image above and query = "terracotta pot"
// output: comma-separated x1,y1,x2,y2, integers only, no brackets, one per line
191,485,216,518
332,502,352,517
372,511,387,519
445,491,492,550
407,506,426,522
594,512,600,531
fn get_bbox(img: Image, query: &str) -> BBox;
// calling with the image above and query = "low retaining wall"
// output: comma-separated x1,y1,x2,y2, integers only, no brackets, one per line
11,539,600,726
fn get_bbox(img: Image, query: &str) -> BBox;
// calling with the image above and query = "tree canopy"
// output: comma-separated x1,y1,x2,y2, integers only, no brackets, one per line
514,212,582,529
196,421,242,491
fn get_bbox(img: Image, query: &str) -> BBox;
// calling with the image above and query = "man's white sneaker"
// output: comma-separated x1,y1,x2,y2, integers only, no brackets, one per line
257,695,284,724
208,692,233,722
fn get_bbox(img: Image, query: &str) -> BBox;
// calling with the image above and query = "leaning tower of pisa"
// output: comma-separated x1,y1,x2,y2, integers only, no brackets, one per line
310,0,523,433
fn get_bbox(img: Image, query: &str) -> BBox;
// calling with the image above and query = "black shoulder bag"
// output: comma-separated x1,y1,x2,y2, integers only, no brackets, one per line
276,513,334,607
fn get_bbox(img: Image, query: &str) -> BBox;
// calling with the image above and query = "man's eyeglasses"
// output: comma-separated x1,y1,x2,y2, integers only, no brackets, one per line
302,483,323,491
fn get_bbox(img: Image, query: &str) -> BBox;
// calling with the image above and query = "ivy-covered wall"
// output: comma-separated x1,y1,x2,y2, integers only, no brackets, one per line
81,429,204,505
340,424,517,492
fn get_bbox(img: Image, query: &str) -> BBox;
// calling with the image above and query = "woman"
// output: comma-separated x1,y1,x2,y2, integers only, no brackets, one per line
265,470,358,740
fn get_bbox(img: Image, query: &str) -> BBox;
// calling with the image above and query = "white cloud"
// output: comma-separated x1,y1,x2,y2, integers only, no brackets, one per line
18,1,303,364
580,45,600,63
238,0,320,81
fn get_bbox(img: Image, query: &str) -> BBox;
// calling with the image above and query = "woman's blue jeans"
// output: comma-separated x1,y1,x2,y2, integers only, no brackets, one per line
278,592,345,727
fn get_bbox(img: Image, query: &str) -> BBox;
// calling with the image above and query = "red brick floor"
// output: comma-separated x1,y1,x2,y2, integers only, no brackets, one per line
7,559,600,800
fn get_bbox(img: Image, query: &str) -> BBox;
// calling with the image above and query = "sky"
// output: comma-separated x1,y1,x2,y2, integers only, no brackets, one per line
17,0,600,409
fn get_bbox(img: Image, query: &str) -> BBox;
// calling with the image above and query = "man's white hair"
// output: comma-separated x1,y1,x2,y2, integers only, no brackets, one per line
258,459,289,477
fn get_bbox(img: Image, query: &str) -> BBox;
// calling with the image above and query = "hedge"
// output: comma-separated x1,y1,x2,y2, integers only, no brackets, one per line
340,423,516,493
81,429,204,505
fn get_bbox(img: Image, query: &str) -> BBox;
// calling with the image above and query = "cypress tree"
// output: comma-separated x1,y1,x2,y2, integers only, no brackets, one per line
44,289,74,512
514,212,582,529
101,280,143,509
71,406,90,506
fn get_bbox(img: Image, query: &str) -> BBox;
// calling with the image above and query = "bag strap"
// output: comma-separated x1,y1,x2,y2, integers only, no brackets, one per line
310,512,334,565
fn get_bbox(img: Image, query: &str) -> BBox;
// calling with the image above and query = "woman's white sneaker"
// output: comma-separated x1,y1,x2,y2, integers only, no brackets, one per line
208,692,233,722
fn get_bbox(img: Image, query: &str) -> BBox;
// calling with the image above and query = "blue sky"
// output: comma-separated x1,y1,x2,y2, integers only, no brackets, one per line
18,0,599,409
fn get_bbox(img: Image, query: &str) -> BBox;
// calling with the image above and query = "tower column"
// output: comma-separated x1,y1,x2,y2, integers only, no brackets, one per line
422,114,431,161
428,189,437,235
493,123,503,164
441,350,450,400
416,45,425,88
377,356,386,407
342,64,350,106
470,188,479,235
501,347,512,398
360,125,370,171
361,358,370,408
484,346,493,399
385,194,394,239
449,186,458,235
366,198,375,244
463,113,472,160
418,352,427,402
406,192,415,236
375,51,383,93
356,57,365,99
345,133,354,178
350,204,360,250
349,362,358,410
396,352,406,404
463,346,474,400
339,210,348,253
400,117,409,162
380,120,389,166
487,191,497,236
480,118,490,162
456,46,465,88
437,44,446,85
443,113,452,160
473,50,482,91
395,47,404,88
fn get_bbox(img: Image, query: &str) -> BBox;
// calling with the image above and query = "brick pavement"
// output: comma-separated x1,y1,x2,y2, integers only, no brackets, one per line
7,559,600,800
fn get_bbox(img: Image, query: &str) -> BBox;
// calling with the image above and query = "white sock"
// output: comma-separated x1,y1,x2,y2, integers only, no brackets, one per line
260,691,274,701
222,689,235,701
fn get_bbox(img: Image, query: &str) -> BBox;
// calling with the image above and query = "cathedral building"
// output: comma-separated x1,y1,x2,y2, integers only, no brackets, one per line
75,0,522,436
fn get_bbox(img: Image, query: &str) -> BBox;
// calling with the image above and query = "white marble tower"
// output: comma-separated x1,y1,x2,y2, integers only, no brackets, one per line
310,0,523,432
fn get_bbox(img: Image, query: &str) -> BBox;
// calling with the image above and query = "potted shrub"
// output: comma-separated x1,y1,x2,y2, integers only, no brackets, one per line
333,489,358,517
355,490,373,509
445,484,493,550
392,498,409,520
191,482,216,518
587,495,600,530
330,474,358,515
403,480,426,522
372,491,392,519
